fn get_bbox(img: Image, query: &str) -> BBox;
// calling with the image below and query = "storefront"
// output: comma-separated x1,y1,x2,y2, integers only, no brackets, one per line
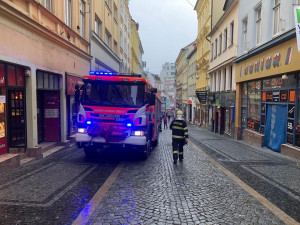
36,70,60,143
0,62,26,155
235,34,300,153
66,74,83,137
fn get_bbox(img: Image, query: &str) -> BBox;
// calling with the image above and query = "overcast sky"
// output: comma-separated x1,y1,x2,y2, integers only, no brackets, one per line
129,0,198,75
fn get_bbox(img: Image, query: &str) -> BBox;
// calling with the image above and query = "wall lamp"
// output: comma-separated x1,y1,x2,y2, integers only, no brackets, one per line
282,74,288,80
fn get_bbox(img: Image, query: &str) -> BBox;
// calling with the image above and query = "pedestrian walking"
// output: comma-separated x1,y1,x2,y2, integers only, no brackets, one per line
169,110,188,164
163,116,168,129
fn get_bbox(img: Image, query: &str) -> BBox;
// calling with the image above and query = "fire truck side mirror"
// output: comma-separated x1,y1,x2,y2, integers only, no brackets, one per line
151,88,157,93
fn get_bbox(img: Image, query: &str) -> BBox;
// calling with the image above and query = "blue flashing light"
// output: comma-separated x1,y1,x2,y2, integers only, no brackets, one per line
126,123,132,127
87,121,92,125
89,71,114,76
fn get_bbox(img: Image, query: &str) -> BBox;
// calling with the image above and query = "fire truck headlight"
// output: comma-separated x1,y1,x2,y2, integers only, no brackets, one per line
86,121,92,125
133,131,145,136
78,128,87,133
126,123,132,127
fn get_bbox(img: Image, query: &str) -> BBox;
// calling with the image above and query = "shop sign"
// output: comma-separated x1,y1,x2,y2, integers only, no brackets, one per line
289,90,296,102
280,90,288,102
288,105,295,118
207,93,215,103
294,6,300,52
266,92,273,102
287,119,294,133
196,91,207,104
0,138,7,156
66,75,83,95
261,103,266,114
272,91,280,102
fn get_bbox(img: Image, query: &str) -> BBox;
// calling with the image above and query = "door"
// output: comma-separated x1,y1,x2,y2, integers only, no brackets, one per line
8,90,26,147
44,91,60,142
264,105,287,152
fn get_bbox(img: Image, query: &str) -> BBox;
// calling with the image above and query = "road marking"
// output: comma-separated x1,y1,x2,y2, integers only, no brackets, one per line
72,162,125,225
189,141,300,225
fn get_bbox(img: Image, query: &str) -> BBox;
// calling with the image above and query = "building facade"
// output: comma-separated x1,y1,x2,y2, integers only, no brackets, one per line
187,45,197,124
119,0,131,73
207,0,238,137
159,62,176,111
130,19,143,74
194,0,226,128
175,42,196,118
90,0,120,72
234,0,300,159
0,0,91,156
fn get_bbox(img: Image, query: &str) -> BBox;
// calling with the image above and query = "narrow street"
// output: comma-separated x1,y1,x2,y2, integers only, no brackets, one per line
0,125,299,225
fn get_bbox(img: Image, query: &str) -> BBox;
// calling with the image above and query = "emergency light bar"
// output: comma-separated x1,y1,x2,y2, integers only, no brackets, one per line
89,71,142,78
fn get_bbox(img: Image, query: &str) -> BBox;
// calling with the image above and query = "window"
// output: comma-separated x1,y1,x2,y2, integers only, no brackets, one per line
42,0,52,12
113,40,117,54
105,0,111,9
243,18,248,52
273,0,280,35
219,34,222,55
114,4,118,22
256,6,262,45
95,15,102,38
223,68,226,91
211,43,214,60
229,66,232,90
105,30,111,47
65,0,72,27
247,81,261,132
229,21,234,46
214,39,218,58
120,31,124,50
224,28,227,50
80,0,85,37
218,71,221,92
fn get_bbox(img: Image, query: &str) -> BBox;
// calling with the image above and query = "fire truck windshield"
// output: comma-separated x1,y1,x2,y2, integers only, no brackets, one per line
82,81,145,108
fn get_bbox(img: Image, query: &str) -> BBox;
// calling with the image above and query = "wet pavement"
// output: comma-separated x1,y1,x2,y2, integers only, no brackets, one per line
0,125,299,224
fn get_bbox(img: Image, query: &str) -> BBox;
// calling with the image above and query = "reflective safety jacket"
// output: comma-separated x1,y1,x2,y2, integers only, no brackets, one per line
169,118,188,140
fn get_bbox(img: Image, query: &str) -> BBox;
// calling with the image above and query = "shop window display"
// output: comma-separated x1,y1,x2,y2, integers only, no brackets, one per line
247,81,261,132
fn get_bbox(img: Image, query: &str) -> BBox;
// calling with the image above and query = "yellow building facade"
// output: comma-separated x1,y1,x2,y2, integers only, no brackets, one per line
130,19,143,74
0,0,91,157
194,0,225,126
90,0,120,72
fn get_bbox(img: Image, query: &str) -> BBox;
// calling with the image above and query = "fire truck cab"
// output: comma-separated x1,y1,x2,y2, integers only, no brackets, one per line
75,71,161,159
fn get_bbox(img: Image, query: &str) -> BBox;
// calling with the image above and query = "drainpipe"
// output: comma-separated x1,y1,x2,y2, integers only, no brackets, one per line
89,0,92,71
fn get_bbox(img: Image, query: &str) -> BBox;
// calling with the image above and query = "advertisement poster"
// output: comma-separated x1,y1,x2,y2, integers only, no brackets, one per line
294,6,300,52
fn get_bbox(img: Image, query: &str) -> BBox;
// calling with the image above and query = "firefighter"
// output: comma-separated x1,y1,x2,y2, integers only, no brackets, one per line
169,110,188,164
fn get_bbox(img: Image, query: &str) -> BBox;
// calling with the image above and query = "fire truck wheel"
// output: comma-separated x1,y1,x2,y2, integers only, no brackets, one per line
84,146,97,158
140,140,150,160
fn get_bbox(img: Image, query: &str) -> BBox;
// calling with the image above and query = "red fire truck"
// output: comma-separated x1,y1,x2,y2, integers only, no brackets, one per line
75,71,161,159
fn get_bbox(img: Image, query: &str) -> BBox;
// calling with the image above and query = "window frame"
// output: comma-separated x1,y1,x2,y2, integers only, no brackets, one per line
256,5,262,45
224,28,227,51
273,0,281,36
243,17,248,52
80,0,85,38
65,0,72,27
42,0,53,12
219,34,222,55
229,21,234,46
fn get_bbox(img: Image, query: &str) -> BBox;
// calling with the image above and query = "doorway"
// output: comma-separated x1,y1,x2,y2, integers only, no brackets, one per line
8,90,26,147
37,90,60,143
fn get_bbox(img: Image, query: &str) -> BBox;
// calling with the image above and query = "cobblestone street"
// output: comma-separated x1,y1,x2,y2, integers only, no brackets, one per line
0,125,299,224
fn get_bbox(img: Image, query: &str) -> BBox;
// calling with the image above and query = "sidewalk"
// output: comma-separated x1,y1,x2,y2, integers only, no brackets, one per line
86,128,287,224
188,125,300,223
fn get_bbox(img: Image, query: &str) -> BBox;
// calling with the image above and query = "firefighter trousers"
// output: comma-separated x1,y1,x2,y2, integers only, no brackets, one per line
172,139,184,161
